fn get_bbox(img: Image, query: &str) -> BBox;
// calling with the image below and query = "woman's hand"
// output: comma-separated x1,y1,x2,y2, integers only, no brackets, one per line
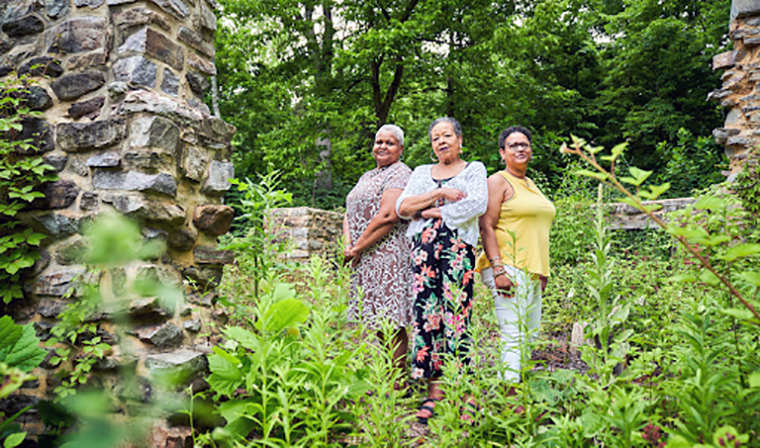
494,273,515,294
344,245,362,267
421,207,442,219
437,188,466,203
343,244,356,266
540,276,548,293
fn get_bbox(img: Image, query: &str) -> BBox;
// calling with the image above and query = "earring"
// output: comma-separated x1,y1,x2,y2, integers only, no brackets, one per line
430,151,438,162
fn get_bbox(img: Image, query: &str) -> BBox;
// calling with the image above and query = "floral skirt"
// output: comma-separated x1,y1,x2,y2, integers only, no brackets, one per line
410,218,475,380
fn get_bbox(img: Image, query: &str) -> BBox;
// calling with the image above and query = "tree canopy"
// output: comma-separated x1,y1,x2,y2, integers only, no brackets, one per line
213,0,730,207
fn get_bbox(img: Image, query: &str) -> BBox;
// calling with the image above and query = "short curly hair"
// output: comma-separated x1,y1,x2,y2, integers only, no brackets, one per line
376,124,404,147
498,125,532,150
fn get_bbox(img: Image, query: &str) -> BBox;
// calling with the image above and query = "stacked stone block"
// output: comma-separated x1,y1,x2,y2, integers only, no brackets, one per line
710,0,760,174
270,207,343,263
1,0,235,441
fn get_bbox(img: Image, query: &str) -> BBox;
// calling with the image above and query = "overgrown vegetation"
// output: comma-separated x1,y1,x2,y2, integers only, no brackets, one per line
175,151,758,447
4,155,758,446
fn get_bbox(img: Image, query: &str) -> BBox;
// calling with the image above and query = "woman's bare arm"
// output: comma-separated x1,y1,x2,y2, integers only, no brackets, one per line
479,174,515,290
398,188,465,218
350,188,403,256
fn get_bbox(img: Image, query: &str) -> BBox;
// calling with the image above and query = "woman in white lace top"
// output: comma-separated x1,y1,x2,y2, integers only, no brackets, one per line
395,117,488,424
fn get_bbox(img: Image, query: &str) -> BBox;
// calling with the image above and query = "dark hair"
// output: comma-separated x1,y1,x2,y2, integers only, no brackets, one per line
498,125,532,150
428,117,462,141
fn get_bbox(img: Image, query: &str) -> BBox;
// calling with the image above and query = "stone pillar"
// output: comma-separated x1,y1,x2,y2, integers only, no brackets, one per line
710,0,760,175
1,0,234,442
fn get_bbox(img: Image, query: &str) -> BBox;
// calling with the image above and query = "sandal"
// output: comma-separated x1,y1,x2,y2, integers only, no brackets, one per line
417,397,439,425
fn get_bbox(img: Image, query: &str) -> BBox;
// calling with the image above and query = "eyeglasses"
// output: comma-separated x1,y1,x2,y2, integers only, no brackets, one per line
506,142,531,150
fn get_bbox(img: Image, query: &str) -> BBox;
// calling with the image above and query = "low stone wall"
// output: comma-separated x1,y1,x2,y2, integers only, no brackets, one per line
269,199,695,262
270,207,344,263
606,198,695,230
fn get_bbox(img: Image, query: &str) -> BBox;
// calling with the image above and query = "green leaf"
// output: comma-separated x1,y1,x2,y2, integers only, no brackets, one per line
646,183,670,200
640,203,663,213
749,372,760,389
698,270,721,287
264,298,310,333
4,432,26,448
0,315,23,358
271,282,296,302
0,317,46,372
207,346,242,397
610,142,627,158
619,197,644,211
25,233,47,245
573,170,609,181
223,327,261,352
681,228,710,244
694,195,728,211
629,167,652,183
738,271,760,286
719,244,760,262
699,235,731,247
218,399,256,427
614,329,634,343
668,274,697,283
719,307,758,323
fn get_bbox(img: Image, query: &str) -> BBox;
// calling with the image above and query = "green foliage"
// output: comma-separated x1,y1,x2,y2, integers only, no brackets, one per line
594,0,728,165
734,155,760,231
564,135,760,325
585,186,633,363
48,213,170,398
209,258,371,446
0,75,57,303
0,315,47,373
214,0,727,210
0,315,45,448
220,172,292,300
549,160,598,266
654,129,726,198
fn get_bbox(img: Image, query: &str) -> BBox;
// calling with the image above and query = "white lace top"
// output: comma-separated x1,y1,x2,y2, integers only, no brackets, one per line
395,161,488,247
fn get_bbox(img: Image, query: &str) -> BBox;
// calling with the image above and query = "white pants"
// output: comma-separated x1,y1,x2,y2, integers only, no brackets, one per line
481,266,542,382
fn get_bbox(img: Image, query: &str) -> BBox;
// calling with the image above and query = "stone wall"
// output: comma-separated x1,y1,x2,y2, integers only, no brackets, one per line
270,207,344,263
606,198,696,230
711,0,760,174
268,199,693,262
1,0,234,443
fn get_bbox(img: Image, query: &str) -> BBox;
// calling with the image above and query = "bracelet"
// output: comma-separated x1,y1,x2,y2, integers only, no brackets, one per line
493,267,507,277
489,256,502,264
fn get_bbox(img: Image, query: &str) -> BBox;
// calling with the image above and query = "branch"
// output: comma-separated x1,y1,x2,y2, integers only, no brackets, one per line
565,142,760,324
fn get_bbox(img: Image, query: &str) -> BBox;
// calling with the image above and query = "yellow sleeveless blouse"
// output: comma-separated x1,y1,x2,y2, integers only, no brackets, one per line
475,171,556,276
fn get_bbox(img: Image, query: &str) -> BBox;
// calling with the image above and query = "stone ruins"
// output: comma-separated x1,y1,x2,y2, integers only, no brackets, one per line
1,0,235,443
711,0,760,175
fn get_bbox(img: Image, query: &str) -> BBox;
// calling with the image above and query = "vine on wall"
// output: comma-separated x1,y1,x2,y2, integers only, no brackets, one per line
0,74,57,303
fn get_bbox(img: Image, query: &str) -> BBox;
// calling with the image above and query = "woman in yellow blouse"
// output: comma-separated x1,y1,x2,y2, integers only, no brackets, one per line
477,125,555,383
